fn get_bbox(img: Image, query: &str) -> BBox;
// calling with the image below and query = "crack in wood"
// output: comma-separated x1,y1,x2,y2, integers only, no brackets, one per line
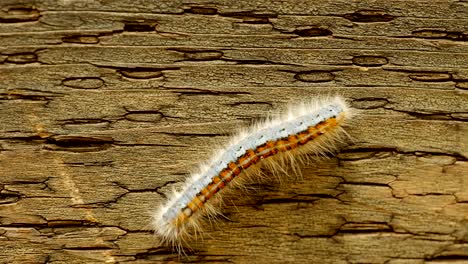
184,6,218,15
61,77,105,89
0,191,21,205
120,69,164,79
59,118,111,125
409,72,453,82
343,10,395,23
341,147,467,161
4,52,38,64
43,135,114,152
0,88,63,101
293,27,333,37
219,11,278,24
412,29,468,41
62,34,100,44
123,21,158,32
0,7,41,23
226,101,273,107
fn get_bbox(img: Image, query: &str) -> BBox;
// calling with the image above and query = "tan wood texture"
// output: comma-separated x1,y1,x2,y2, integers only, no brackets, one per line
1,1,467,263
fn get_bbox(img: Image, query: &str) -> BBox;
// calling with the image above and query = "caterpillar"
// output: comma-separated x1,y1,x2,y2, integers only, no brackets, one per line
152,95,352,252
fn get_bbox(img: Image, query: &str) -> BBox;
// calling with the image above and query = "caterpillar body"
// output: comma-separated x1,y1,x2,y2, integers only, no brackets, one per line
153,96,352,251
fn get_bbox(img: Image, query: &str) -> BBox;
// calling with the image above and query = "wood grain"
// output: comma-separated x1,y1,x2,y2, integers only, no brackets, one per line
0,1,467,263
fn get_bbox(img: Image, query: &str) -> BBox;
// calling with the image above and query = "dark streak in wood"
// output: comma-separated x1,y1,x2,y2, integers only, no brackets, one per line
294,27,333,37
343,10,395,23
185,7,218,15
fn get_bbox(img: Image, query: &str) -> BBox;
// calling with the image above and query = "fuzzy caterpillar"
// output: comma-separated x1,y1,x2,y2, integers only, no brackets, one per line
153,95,352,251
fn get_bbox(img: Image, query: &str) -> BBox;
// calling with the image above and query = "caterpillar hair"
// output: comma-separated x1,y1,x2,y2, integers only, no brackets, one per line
152,95,353,253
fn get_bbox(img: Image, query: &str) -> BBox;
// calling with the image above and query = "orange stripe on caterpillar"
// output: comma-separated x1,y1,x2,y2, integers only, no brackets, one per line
175,116,342,223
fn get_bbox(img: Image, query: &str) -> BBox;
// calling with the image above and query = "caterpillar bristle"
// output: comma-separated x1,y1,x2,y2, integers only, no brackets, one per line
152,95,353,254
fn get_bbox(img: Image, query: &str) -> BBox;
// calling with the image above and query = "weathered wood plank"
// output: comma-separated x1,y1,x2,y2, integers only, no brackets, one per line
2,0,468,18
2,10,468,38
2,64,467,93
1,1,467,263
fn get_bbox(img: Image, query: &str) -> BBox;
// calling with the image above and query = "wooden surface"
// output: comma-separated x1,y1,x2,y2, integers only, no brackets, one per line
1,1,467,263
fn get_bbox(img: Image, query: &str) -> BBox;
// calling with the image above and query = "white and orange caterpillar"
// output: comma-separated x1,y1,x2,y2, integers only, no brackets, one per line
152,96,352,251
